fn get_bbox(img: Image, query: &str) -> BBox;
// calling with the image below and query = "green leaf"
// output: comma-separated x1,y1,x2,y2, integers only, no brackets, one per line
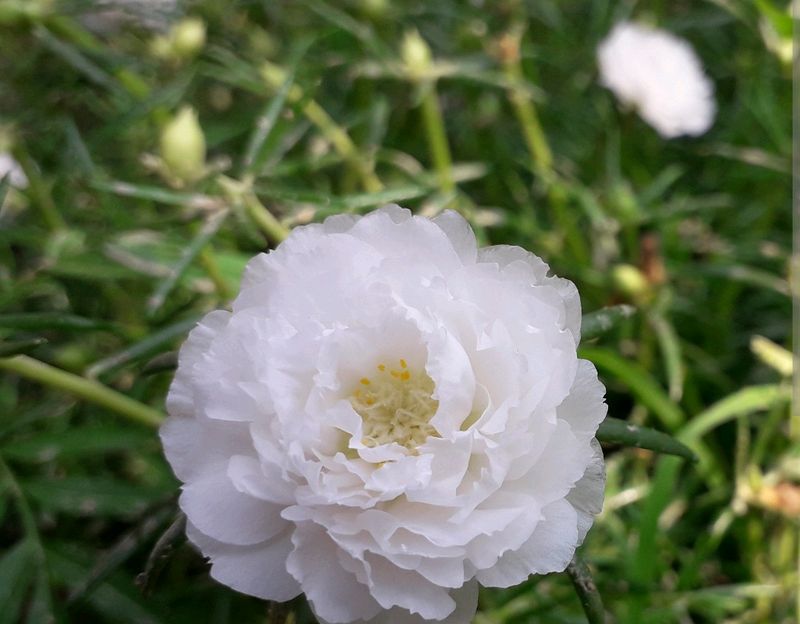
86,316,199,379
679,384,791,444
0,313,115,333
597,417,697,462
581,305,636,342
2,425,154,462
141,351,178,376
649,313,685,401
21,476,169,517
147,211,230,317
580,346,685,429
0,338,47,357
91,178,222,210
0,539,35,624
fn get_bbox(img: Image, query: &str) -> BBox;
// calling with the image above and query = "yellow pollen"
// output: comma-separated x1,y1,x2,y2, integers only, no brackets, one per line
348,358,438,451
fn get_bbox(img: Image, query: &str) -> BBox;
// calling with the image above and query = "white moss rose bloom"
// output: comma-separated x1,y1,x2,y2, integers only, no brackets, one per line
162,206,607,623
597,21,716,138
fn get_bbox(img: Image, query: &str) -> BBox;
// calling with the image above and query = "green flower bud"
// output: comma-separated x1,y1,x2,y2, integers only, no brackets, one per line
171,17,206,59
401,29,433,81
160,106,206,184
611,264,652,304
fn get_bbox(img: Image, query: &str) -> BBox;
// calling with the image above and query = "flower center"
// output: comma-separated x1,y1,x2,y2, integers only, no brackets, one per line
349,359,439,450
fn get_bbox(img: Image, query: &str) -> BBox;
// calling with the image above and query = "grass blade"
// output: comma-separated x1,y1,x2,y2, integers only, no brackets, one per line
580,346,685,429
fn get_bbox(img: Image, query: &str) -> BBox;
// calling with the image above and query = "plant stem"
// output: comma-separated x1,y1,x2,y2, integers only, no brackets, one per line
0,355,163,427
199,246,234,301
242,191,290,243
566,555,607,624
419,82,456,200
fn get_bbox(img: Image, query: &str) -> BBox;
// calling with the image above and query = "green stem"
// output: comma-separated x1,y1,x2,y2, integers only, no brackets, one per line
199,246,234,301
503,56,552,173
242,191,290,243
0,355,163,427
419,82,456,200
566,555,607,624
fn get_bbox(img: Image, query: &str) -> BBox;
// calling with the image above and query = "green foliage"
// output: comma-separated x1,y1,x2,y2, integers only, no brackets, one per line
0,0,793,623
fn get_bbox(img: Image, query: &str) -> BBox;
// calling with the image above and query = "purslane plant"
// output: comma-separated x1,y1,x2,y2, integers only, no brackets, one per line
161,206,608,623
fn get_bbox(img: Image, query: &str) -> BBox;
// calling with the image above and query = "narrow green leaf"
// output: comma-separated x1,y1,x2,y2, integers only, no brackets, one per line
650,313,685,401
137,512,186,596
22,476,169,517
147,210,229,317
0,539,35,624
141,351,178,376
566,555,607,624
86,316,199,379
68,510,169,603
0,313,115,333
580,346,684,429
2,425,154,462
581,305,636,342
91,178,222,210
597,417,697,462
632,457,682,591
0,338,47,357
679,384,791,444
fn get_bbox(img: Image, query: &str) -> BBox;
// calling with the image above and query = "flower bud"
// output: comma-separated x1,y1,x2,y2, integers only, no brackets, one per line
160,106,206,184
611,263,652,304
171,17,206,59
401,29,433,80
750,335,793,377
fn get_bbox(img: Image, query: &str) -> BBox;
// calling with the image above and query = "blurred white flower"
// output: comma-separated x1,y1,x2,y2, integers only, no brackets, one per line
597,21,716,138
80,0,181,34
0,153,27,189
162,206,607,623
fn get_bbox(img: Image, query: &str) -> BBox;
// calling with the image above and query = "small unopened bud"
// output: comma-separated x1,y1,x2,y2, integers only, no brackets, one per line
171,17,206,59
401,30,433,81
160,107,206,184
611,264,652,304
751,335,793,377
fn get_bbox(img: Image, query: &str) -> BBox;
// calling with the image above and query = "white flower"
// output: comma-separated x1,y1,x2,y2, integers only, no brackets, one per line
597,21,716,138
162,206,607,624
0,153,27,189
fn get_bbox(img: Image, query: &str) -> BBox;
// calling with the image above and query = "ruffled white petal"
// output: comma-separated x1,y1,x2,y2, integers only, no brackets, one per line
162,205,607,623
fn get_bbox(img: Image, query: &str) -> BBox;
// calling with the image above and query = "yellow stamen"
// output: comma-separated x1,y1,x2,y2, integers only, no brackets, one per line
360,378,371,385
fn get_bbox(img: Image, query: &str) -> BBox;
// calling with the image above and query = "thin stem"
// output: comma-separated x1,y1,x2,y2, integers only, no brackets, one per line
199,246,234,301
242,191,290,243
262,64,382,193
0,355,163,427
499,32,552,174
566,555,607,624
419,82,456,199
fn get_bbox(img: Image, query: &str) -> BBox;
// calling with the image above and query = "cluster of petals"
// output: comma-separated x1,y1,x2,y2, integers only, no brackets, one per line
162,206,607,623
597,21,716,138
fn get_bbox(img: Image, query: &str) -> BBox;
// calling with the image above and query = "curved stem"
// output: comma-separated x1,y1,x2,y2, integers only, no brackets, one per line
0,355,163,427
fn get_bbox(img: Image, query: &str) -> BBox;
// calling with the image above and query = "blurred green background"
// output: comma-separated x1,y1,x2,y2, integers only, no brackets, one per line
0,0,794,622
